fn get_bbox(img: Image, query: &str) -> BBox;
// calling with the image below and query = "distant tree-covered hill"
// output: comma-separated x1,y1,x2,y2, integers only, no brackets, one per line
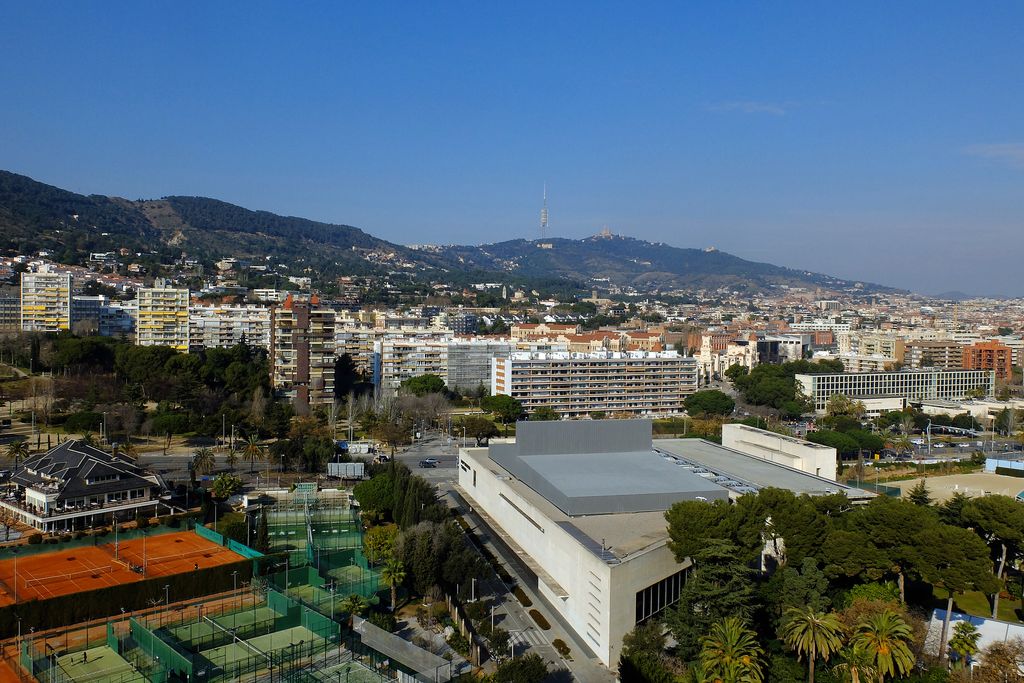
0,169,899,295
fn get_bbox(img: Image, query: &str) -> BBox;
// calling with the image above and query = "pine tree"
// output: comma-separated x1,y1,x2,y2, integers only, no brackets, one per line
907,480,932,506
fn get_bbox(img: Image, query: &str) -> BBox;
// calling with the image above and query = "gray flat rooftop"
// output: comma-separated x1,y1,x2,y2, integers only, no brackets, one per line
490,421,728,515
655,438,872,500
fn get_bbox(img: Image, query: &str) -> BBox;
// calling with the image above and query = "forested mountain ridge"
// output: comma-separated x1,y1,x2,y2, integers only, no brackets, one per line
0,169,897,294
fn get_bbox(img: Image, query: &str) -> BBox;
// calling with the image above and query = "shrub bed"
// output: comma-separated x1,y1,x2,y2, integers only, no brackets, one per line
529,609,550,630
514,586,532,607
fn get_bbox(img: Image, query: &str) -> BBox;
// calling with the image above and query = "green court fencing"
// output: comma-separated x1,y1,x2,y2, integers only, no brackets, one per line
129,617,194,680
194,523,227,546
227,538,263,559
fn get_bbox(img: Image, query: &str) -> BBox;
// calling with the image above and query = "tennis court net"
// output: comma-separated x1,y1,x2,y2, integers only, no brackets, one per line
201,616,271,663
141,545,226,567
24,565,113,587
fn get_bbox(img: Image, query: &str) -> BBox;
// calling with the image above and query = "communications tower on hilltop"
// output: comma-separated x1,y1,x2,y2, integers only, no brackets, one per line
539,183,549,239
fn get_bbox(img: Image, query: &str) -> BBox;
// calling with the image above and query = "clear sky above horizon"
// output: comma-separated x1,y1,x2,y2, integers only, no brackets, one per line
2,3,1022,296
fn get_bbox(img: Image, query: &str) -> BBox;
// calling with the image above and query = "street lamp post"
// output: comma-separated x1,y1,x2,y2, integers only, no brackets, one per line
164,585,170,606
232,571,238,591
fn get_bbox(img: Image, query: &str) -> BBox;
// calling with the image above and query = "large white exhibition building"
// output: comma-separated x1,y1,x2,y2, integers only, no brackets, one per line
456,419,870,668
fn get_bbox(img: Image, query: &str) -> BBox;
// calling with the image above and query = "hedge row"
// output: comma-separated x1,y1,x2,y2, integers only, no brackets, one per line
0,558,254,637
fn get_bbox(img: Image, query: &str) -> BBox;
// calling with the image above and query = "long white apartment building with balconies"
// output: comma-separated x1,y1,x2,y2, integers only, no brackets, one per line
189,303,272,351
492,350,698,418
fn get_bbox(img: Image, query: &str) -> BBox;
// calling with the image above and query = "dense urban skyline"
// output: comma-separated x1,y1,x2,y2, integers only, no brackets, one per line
3,3,1023,296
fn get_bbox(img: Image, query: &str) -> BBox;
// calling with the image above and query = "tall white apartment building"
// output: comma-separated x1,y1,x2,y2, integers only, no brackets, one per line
136,287,190,350
20,271,73,332
492,351,698,418
795,369,996,413
375,336,451,394
189,304,272,351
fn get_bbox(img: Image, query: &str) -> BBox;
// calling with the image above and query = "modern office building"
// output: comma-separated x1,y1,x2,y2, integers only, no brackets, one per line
136,287,190,350
492,351,698,418
189,303,272,351
795,369,995,413
270,296,337,411
446,339,512,394
456,420,869,668
962,340,1014,381
20,271,73,332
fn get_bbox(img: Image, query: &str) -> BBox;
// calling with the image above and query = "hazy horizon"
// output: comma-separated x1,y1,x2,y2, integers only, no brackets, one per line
3,3,1022,296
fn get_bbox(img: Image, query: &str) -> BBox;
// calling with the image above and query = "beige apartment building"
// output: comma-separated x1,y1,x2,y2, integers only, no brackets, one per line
904,340,965,370
492,350,698,418
376,336,451,394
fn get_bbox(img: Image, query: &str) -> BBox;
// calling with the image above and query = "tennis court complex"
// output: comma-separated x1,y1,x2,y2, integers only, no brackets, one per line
126,588,343,682
0,531,243,606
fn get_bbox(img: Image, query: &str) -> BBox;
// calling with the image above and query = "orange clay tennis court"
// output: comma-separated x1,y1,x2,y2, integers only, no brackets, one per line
0,532,243,606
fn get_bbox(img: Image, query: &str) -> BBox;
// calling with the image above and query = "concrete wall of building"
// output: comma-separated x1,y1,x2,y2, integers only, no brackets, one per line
457,448,686,667
722,424,837,481
458,449,613,662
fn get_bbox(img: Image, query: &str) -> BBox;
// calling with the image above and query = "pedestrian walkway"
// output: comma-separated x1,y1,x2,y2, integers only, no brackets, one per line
441,483,617,683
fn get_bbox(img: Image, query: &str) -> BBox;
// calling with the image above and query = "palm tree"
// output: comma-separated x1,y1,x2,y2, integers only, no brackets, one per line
243,434,264,474
831,646,877,683
779,607,845,683
849,611,914,683
79,432,97,447
699,616,765,683
381,558,406,611
889,433,913,457
4,439,29,469
339,593,370,628
192,447,216,476
225,448,239,471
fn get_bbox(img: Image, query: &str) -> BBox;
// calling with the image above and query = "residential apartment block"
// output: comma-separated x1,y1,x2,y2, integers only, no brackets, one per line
962,340,1014,380
795,369,995,413
492,350,698,418
270,297,336,411
375,336,451,394
136,287,190,350
903,340,965,370
20,271,73,332
189,304,272,351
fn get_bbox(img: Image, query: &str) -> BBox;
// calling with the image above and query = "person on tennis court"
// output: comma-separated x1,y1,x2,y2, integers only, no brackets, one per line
82,651,87,664
194,562,199,570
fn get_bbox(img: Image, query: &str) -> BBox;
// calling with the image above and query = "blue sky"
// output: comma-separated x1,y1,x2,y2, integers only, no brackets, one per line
2,3,1023,296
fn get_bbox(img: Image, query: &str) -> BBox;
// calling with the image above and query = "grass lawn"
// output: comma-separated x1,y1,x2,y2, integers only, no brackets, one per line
937,587,1023,622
